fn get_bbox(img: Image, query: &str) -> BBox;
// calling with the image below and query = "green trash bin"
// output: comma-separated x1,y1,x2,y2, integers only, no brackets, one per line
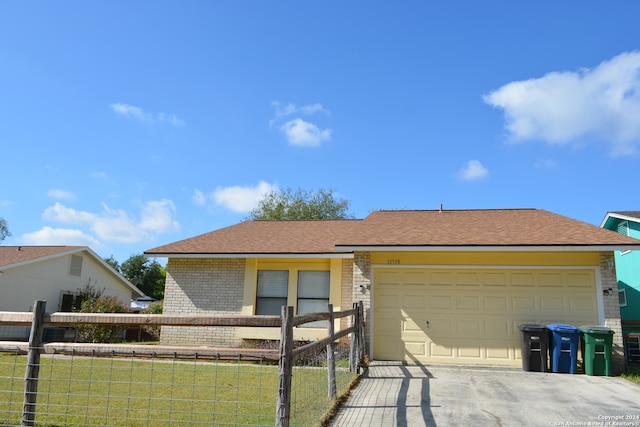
579,325,614,376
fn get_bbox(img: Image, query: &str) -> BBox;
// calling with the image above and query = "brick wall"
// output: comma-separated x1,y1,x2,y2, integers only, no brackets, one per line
353,252,371,352
161,258,245,346
599,251,625,373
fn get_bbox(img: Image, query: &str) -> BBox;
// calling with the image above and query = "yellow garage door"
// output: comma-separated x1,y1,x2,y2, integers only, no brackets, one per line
373,268,599,366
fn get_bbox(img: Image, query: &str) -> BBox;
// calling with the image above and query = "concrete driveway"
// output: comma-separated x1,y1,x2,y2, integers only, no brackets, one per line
330,362,640,427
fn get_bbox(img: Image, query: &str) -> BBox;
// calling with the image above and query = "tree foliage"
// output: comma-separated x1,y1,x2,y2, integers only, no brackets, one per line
103,255,121,272
247,188,354,221
0,217,10,242
119,254,166,299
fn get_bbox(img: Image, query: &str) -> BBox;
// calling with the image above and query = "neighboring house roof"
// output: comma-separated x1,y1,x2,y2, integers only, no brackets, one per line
0,246,144,297
146,208,640,257
601,211,640,229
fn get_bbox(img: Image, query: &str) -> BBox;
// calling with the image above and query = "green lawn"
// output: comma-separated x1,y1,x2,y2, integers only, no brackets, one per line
0,353,356,427
621,365,640,385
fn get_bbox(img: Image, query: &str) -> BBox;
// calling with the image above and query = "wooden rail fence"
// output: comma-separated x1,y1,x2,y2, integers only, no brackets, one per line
0,300,366,427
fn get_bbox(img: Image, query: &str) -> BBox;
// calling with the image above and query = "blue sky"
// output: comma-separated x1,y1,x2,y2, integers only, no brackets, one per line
1,2,640,264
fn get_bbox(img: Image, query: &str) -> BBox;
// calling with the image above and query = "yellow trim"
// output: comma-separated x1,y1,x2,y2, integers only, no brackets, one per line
241,259,257,315
371,251,600,266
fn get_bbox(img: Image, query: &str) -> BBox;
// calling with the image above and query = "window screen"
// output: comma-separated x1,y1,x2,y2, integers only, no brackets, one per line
255,270,288,315
297,271,330,328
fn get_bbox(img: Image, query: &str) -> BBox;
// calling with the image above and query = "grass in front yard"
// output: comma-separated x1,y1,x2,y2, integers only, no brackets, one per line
0,352,357,427
0,352,278,426
621,365,640,385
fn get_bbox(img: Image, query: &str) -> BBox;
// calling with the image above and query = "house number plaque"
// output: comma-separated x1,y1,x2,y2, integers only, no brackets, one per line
387,259,400,265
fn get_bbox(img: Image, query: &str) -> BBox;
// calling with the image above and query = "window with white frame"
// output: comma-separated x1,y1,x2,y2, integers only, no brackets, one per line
297,271,330,328
619,288,628,307
255,270,289,315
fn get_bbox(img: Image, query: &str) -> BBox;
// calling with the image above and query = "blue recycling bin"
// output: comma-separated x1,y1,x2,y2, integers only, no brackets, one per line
546,324,581,374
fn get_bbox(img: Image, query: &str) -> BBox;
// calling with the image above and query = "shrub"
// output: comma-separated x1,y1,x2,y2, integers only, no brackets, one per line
140,301,163,340
77,296,128,343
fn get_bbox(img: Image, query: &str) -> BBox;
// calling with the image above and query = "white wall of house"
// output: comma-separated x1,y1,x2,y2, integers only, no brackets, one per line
0,251,137,313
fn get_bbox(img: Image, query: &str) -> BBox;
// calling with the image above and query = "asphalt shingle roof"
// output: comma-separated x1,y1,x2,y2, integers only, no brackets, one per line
145,209,640,256
0,246,85,268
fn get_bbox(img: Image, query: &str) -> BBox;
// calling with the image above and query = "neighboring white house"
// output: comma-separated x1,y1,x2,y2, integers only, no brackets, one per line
0,246,143,339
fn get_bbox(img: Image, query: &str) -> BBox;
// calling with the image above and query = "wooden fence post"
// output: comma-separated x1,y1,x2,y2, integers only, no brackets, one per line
22,300,46,427
276,306,294,427
358,301,366,368
326,304,336,399
349,302,359,373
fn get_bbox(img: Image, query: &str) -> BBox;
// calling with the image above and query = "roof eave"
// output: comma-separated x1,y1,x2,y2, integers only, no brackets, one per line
144,252,354,259
334,245,640,252
600,212,640,228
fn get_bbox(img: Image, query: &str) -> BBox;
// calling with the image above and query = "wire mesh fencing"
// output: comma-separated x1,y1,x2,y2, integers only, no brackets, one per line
289,339,355,427
0,301,366,427
1,349,279,426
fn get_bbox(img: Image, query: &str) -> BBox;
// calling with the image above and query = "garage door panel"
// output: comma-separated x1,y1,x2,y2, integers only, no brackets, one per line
484,296,508,310
374,267,598,367
540,296,566,311
512,296,536,310
539,273,564,287
456,272,480,286
457,319,481,334
430,342,454,358
429,295,453,309
402,294,426,309
511,273,535,287
483,272,507,286
567,272,592,287
429,271,453,286
570,297,596,311
456,295,480,310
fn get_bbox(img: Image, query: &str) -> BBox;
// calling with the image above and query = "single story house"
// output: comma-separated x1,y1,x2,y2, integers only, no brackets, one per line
600,211,640,334
0,246,143,339
145,208,640,370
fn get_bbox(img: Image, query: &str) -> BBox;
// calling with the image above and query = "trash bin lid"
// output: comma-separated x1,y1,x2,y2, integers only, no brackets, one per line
519,323,546,332
579,325,614,334
546,324,580,333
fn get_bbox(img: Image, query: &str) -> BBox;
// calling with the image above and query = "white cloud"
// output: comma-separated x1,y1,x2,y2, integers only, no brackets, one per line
110,103,185,126
44,202,96,224
192,189,206,206
139,200,181,233
280,118,332,147
458,160,489,181
213,181,278,213
269,101,330,126
41,200,180,244
20,227,104,248
484,51,640,156
47,189,76,201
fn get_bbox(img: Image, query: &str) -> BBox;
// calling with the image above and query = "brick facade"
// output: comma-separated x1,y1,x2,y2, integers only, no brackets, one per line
352,252,371,351
599,251,625,373
161,258,245,347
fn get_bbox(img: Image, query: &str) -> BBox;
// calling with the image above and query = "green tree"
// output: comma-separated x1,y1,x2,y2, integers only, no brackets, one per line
103,255,121,273
0,217,10,242
247,188,354,220
121,254,166,299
